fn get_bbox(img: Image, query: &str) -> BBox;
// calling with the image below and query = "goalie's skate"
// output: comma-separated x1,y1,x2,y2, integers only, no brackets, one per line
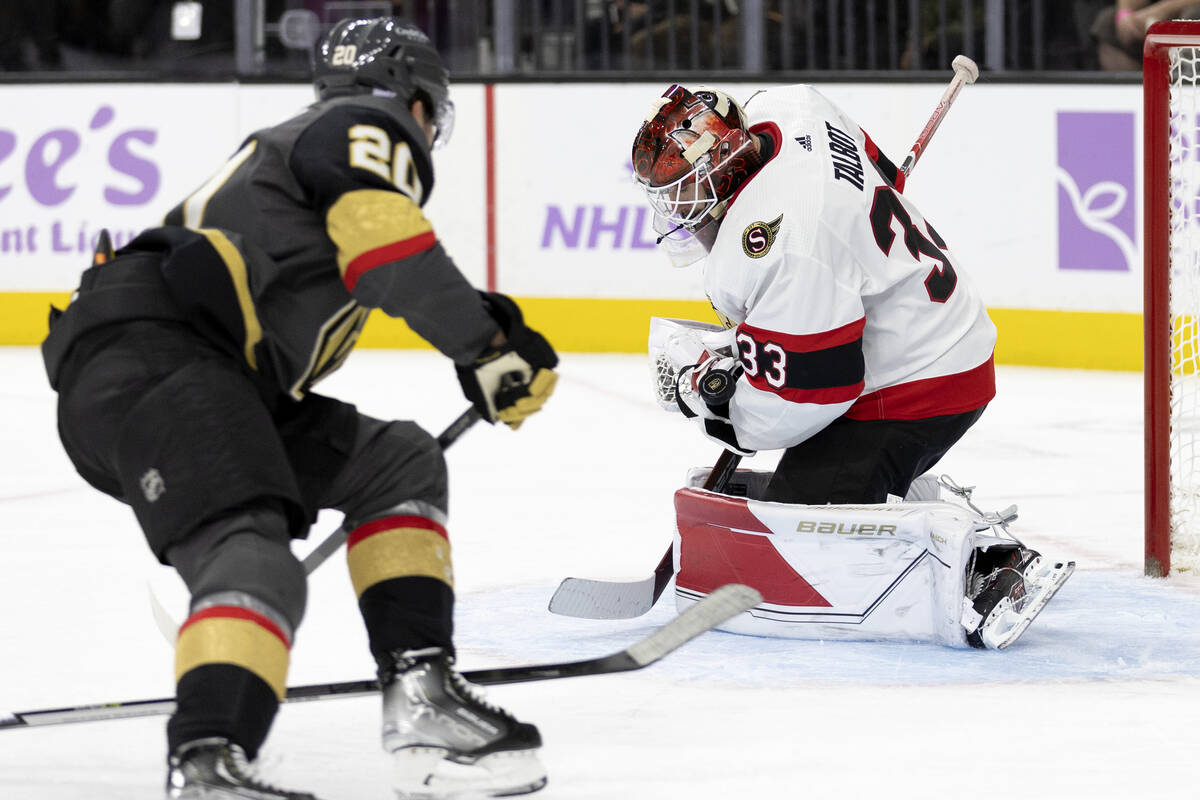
166,737,319,800
961,547,1075,650
379,647,547,799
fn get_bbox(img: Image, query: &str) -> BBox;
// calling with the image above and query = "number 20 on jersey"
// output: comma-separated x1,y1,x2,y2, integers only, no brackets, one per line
347,124,424,203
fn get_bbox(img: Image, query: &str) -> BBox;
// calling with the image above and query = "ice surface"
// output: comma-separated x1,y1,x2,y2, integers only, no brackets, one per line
1,347,1197,799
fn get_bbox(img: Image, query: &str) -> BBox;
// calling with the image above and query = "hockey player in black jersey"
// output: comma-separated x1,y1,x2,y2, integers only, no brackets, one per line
41,18,553,800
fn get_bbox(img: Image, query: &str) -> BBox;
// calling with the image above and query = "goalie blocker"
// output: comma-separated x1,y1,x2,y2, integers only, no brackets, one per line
672,469,1074,649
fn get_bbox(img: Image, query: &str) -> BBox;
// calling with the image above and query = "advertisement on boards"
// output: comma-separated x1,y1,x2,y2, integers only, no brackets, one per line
0,80,1144,316
1056,110,1138,273
491,81,1146,314
0,83,485,292
0,85,239,289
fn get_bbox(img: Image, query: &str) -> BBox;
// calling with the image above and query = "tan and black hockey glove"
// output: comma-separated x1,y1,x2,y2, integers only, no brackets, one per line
456,292,558,430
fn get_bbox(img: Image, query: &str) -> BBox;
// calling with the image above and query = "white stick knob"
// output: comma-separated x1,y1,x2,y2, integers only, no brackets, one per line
952,55,980,85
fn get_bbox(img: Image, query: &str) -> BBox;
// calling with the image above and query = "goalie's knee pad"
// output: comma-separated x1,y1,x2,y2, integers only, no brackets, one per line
674,467,1072,649
902,473,944,502
166,506,307,631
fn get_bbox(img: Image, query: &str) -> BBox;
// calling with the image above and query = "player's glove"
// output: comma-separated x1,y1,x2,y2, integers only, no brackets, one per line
675,355,756,456
456,292,559,430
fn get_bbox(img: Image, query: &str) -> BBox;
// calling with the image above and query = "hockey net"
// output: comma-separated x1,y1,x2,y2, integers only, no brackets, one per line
1145,22,1200,575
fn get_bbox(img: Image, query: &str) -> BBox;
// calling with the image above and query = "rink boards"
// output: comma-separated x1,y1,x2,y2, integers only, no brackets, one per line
0,80,1146,369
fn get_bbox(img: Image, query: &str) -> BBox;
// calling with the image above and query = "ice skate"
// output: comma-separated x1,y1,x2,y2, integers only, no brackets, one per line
166,737,319,800
962,546,1075,650
378,647,547,799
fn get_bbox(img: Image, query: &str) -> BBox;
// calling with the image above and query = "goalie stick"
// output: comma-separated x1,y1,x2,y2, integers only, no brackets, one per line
548,55,980,621
547,448,741,619
5,584,761,731
899,54,979,176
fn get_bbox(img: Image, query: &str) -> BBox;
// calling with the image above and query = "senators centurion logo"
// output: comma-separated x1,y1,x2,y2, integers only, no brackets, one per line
741,214,783,259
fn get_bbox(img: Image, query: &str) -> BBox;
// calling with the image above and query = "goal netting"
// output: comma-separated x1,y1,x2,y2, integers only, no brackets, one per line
1146,23,1200,575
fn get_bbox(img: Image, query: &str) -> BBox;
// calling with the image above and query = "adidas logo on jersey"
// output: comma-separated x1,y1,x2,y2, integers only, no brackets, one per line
795,135,812,151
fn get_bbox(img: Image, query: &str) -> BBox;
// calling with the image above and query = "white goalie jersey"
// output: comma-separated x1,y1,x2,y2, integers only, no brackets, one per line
704,85,996,452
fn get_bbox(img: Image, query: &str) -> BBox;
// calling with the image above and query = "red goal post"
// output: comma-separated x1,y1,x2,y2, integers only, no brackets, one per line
1144,21,1200,576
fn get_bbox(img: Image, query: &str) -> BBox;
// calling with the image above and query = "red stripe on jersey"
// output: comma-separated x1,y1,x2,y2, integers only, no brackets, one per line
767,380,865,406
862,132,878,160
347,514,448,548
344,231,438,291
845,354,996,421
178,605,291,648
860,128,906,193
738,317,865,352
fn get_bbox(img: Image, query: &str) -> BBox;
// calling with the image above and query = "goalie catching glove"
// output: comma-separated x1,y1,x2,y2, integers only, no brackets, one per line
675,355,755,456
456,292,559,430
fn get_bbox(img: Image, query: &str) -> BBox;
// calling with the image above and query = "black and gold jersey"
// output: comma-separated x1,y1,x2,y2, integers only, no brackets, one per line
162,93,497,399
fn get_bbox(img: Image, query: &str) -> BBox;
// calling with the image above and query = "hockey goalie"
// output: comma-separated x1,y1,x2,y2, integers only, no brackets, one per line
630,80,1074,651
651,317,1074,650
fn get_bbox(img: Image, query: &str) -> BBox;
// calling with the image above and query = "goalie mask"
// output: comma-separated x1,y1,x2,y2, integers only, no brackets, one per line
312,17,455,148
631,85,762,265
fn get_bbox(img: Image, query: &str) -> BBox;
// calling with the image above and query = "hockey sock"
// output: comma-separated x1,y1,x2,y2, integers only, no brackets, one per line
169,603,293,758
345,514,455,658
168,664,280,759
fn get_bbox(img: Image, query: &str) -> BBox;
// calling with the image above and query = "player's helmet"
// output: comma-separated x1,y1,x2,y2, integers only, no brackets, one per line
312,17,455,148
631,85,761,243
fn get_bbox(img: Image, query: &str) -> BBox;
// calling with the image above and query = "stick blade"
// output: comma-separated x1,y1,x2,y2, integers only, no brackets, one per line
547,575,657,619
625,583,762,667
147,583,180,644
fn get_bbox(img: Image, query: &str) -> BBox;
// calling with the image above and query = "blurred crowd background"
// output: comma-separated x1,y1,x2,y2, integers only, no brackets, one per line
0,0,1191,78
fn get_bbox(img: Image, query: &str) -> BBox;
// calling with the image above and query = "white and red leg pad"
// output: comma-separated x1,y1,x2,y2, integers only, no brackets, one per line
673,469,998,647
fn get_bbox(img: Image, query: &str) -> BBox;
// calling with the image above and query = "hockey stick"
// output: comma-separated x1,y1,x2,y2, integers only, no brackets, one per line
898,54,979,177
547,447,741,619
4,583,761,730
548,57,980,621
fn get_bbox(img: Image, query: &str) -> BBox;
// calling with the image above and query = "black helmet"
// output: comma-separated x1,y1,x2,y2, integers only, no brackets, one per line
312,17,454,147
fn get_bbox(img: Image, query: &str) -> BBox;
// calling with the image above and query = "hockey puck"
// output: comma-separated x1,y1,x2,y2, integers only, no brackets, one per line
698,368,737,404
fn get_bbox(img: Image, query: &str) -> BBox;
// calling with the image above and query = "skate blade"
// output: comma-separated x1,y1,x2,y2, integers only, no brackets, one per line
392,746,547,799
985,560,1076,650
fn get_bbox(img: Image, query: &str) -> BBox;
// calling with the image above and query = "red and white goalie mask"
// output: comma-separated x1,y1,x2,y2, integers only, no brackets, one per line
631,85,761,265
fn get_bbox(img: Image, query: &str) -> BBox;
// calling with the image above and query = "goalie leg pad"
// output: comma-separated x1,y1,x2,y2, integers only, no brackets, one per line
675,468,1072,649
673,477,981,647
